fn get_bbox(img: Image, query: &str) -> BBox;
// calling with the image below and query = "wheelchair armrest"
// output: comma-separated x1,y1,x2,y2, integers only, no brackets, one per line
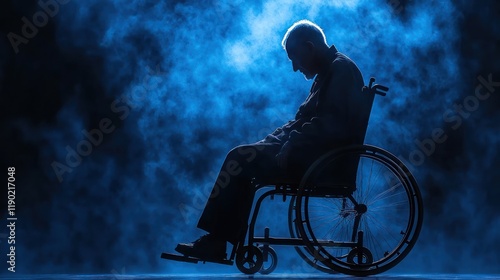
252,177,300,187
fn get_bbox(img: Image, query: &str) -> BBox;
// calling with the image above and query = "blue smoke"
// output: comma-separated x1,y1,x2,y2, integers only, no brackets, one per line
1,0,499,275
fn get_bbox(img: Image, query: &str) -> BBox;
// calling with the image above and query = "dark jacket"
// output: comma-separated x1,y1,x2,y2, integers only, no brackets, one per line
263,46,373,150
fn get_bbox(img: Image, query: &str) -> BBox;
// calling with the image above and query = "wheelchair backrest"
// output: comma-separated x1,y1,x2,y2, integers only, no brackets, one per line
313,78,388,189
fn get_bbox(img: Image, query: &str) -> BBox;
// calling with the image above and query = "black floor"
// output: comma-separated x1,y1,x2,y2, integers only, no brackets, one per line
1,274,500,280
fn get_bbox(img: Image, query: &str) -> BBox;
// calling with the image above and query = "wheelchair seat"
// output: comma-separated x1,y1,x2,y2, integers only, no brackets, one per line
252,177,356,198
252,143,361,197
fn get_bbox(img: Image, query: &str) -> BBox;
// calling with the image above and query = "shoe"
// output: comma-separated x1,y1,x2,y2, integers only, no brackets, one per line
175,234,227,261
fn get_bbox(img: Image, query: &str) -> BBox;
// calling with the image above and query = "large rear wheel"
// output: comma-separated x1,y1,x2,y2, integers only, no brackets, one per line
294,145,423,276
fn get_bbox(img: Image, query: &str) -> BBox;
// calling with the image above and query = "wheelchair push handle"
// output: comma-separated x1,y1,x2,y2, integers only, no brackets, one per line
363,77,389,96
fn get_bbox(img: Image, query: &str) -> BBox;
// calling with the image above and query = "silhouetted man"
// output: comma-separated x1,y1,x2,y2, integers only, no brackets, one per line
175,20,373,261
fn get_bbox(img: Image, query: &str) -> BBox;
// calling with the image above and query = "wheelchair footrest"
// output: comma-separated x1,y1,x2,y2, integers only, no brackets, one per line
160,252,233,265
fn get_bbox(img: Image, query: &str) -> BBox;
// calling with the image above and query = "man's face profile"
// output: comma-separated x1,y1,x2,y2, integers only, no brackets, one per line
286,40,316,80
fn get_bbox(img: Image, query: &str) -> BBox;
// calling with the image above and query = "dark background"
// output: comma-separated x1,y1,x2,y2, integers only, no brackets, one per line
0,0,499,275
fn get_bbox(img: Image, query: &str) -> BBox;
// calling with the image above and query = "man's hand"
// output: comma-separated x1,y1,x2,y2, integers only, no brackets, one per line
276,141,292,170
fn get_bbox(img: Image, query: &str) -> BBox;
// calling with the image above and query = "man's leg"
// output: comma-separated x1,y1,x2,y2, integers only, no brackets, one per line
197,142,283,245
175,142,283,259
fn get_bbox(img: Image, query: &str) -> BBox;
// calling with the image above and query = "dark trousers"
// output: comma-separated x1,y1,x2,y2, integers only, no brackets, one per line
197,141,324,245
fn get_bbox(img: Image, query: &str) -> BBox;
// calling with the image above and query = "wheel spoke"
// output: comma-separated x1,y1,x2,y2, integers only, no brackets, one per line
367,183,403,206
292,146,423,276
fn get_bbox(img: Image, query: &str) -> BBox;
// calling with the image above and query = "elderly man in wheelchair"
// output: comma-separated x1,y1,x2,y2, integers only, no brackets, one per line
163,20,423,276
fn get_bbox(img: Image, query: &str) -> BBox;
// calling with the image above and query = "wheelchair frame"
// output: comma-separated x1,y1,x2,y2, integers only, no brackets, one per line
161,79,424,276
161,181,361,272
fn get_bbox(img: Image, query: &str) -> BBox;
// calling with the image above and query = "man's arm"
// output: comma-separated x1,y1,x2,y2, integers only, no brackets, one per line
288,57,361,147
276,57,362,169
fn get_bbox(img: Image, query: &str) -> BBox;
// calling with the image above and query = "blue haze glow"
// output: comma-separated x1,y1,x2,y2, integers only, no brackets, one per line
1,0,499,276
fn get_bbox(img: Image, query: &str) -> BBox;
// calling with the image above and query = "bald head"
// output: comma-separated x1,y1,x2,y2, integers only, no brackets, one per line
282,20,330,80
281,20,328,51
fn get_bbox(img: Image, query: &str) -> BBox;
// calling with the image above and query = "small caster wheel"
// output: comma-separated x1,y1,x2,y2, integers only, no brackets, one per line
236,245,263,274
258,245,278,274
347,246,373,266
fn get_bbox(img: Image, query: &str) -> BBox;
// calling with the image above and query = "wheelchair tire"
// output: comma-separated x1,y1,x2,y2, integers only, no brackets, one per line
294,144,423,276
236,245,263,275
288,196,339,274
258,245,278,274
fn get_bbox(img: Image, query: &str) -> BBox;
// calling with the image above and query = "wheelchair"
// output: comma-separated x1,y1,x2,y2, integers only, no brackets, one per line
161,78,424,276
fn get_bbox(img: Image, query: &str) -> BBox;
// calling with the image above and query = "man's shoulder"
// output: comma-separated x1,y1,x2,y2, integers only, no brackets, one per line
328,52,362,76
322,52,363,88
315,51,362,84
331,52,356,67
